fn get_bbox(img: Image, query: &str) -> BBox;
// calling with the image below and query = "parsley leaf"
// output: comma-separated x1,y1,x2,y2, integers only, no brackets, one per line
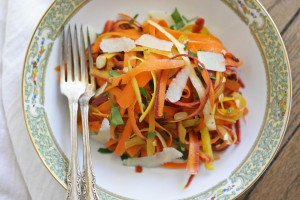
120,154,129,161
149,80,154,93
148,132,156,139
139,87,150,101
102,93,109,96
196,73,205,84
197,63,217,81
198,64,203,73
110,107,124,128
182,15,198,23
98,148,113,154
177,146,188,160
171,8,185,29
109,70,121,77
108,97,124,128
170,25,175,30
188,51,197,57
184,42,188,51
142,99,148,106
228,109,233,114
176,141,186,148
113,65,122,70
129,14,139,25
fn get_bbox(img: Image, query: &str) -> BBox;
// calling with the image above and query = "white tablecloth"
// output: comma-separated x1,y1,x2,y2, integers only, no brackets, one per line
0,0,65,199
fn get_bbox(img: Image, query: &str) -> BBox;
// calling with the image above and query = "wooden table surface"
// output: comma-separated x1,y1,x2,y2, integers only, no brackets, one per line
237,0,300,199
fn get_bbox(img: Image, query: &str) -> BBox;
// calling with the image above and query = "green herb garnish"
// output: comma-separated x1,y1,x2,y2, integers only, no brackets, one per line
210,76,216,80
196,73,204,83
120,154,129,161
170,25,175,30
188,51,197,57
149,80,154,93
142,99,148,106
109,70,121,77
96,33,101,38
148,132,157,139
98,148,113,154
177,146,188,160
171,8,185,29
102,93,109,96
113,65,122,70
198,64,203,73
163,112,166,119
110,107,124,127
108,97,124,128
139,87,150,101
184,42,188,50
228,109,233,114
182,15,198,23
176,141,186,148
129,14,139,25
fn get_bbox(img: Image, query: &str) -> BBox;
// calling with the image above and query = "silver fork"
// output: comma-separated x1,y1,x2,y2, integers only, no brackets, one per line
60,25,86,200
79,27,99,200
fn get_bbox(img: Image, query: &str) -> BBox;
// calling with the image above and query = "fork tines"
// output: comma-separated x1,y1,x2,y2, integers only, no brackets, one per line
60,25,86,85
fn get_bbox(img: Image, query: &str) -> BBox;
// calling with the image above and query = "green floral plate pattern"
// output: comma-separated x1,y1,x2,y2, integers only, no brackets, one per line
22,0,291,199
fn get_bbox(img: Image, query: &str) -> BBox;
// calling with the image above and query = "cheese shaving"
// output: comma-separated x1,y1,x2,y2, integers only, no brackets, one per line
122,147,182,167
135,34,173,52
100,37,136,53
197,51,225,72
91,118,110,144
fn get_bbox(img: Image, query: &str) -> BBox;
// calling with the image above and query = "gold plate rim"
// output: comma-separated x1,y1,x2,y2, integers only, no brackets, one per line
232,0,292,198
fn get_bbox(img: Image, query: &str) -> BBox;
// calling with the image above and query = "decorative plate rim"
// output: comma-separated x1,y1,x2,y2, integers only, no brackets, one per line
21,0,292,199
232,2,292,199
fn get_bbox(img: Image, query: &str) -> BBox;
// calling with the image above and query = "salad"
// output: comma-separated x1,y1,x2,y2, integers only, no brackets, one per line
57,9,247,187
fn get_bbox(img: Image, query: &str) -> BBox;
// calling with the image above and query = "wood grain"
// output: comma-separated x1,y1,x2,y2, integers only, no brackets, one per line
237,0,300,199
263,0,300,33
243,124,300,200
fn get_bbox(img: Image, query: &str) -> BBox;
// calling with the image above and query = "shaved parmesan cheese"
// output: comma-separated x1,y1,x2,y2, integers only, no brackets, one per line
135,34,173,52
148,10,175,27
94,81,107,98
100,37,136,53
90,118,110,144
123,147,183,167
165,67,189,103
197,51,225,72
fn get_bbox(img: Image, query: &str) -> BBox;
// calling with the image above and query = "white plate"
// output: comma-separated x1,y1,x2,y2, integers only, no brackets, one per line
22,0,291,199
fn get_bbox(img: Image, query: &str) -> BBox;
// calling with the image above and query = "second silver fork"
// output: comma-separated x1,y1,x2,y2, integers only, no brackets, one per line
79,27,99,200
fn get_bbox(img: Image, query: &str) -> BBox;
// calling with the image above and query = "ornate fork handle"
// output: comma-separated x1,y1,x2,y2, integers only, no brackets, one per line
66,101,81,200
80,101,99,200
